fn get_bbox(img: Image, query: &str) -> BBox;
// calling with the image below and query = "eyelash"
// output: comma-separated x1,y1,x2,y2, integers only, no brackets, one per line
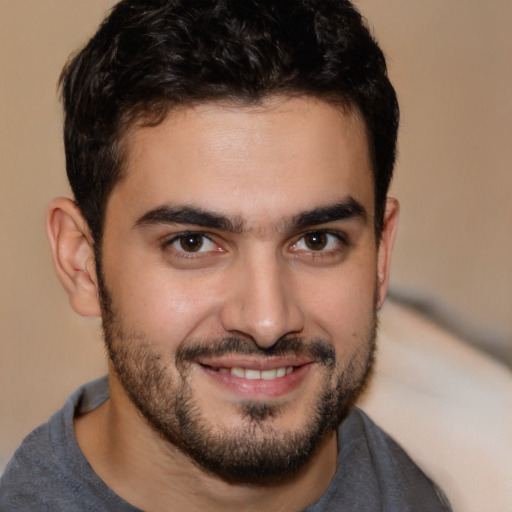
290,230,349,256
162,231,219,258
161,230,350,259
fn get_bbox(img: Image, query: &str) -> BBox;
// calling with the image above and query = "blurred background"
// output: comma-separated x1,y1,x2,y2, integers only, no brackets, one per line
1,0,511,470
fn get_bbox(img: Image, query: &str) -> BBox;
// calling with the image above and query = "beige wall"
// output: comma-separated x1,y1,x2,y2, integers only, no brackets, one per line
1,1,511,467
358,0,512,356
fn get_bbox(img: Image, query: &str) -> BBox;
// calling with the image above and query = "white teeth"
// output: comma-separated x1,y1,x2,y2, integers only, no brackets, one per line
218,366,294,380
245,369,261,380
230,367,245,378
261,369,277,380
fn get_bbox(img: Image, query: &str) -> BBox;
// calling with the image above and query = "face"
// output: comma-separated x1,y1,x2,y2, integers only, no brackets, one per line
98,96,391,483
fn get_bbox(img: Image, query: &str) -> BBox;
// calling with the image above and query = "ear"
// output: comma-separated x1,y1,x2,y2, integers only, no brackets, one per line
46,197,101,317
376,198,399,309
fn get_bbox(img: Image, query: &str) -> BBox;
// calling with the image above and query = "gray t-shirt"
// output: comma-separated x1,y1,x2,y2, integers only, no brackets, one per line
0,377,450,511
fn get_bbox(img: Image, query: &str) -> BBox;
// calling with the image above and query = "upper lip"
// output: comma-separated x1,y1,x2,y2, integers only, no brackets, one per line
197,356,313,371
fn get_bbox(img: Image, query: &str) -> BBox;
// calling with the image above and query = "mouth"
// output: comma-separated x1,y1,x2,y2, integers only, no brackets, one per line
203,365,295,380
196,358,313,399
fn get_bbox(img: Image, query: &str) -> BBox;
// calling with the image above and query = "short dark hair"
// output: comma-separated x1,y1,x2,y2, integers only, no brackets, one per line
60,0,399,245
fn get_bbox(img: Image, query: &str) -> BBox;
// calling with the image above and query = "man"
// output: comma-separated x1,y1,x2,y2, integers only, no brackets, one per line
0,0,450,510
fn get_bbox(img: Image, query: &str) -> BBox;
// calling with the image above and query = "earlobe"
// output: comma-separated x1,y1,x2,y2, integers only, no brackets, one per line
46,198,101,317
376,198,399,308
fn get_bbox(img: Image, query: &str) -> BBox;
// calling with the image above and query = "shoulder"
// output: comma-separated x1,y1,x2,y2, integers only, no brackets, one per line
345,408,448,489
342,407,410,457
359,301,512,511
321,408,452,511
341,408,432,478
0,377,117,512
0,409,74,510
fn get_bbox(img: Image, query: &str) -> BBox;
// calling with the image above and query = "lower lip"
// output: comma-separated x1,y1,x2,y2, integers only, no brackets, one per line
199,364,313,399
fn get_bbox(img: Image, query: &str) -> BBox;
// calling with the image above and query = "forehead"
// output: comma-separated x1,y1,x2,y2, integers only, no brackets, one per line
108,96,374,228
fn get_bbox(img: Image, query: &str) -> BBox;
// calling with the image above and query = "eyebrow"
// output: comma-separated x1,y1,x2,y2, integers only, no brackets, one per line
134,196,367,233
292,198,368,229
134,205,243,232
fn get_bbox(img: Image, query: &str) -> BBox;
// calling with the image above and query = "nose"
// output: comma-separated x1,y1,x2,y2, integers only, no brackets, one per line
220,250,305,348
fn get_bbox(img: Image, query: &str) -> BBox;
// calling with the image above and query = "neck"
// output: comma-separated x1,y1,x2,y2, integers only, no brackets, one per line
75,374,339,512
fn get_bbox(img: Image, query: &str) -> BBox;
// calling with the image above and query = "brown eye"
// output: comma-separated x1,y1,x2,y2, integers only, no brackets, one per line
303,232,328,251
290,231,346,256
165,232,222,262
179,234,205,252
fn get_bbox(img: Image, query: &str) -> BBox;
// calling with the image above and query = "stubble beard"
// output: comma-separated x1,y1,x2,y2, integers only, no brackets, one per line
98,274,377,485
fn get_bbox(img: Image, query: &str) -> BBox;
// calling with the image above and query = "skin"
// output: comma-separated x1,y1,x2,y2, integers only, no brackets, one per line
47,95,398,512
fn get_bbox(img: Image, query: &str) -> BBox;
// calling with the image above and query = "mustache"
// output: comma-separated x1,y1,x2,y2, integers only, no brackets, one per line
176,335,336,367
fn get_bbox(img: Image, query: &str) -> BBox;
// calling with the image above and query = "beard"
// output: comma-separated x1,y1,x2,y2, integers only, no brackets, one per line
98,273,377,485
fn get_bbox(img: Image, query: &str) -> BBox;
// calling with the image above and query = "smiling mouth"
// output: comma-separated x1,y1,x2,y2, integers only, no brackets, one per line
204,365,295,380
197,361,312,398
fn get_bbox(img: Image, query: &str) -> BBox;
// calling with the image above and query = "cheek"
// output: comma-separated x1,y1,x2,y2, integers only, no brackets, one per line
304,266,377,347
107,266,223,344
